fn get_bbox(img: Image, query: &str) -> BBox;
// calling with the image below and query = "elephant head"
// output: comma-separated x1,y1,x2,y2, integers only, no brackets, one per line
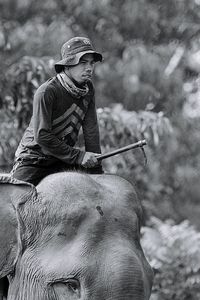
0,172,153,300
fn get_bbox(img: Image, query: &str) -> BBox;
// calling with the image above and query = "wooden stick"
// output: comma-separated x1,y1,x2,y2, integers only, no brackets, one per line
96,140,147,161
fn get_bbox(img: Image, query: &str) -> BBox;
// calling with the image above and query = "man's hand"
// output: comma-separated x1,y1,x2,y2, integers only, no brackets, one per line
81,152,99,168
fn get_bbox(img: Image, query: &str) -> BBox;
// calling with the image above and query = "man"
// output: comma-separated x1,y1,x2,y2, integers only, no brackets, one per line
11,36,103,185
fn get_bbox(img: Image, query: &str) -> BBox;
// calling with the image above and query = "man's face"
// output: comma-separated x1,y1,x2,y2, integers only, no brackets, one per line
66,53,96,84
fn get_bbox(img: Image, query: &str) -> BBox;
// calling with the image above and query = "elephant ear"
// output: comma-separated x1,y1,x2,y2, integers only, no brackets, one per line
0,174,36,278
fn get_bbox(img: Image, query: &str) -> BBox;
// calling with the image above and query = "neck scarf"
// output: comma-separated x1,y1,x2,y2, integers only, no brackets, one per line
57,72,89,98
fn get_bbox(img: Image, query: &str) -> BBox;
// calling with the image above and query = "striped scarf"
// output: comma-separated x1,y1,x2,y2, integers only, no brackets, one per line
57,72,89,98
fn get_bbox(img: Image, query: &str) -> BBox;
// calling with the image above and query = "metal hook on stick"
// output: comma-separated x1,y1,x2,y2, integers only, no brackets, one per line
96,139,147,164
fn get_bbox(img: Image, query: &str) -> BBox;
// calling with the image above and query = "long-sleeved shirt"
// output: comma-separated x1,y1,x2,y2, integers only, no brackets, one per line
15,76,101,165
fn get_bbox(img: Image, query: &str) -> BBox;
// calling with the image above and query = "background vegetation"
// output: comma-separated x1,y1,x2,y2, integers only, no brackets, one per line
0,0,200,298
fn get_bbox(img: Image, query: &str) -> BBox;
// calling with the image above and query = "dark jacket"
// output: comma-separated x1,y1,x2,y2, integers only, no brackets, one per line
15,77,101,166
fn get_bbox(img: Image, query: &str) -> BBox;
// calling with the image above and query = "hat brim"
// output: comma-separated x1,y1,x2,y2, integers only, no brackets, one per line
54,50,103,73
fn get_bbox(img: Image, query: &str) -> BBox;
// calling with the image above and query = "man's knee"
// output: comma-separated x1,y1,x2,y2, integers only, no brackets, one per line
11,162,43,185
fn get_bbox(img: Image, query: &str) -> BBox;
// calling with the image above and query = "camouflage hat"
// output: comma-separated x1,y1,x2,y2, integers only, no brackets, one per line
54,37,103,73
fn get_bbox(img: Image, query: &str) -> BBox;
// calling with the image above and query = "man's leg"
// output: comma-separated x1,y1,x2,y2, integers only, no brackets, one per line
11,157,93,185
11,159,53,186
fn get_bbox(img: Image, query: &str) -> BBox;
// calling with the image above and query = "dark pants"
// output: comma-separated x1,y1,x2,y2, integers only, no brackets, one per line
11,156,103,186
11,156,79,186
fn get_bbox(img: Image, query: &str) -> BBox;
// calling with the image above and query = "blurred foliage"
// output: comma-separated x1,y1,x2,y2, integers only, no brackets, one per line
142,218,200,300
0,110,22,167
98,104,172,149
0,0,200,111
0,1,200,298
2,56,55,128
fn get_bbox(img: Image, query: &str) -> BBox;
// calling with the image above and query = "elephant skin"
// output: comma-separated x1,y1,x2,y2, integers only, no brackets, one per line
0,172,153,300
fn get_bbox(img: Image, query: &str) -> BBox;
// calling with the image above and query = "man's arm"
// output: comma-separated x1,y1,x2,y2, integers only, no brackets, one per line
82,95,101,154
33,89,85,165
82,94,104,173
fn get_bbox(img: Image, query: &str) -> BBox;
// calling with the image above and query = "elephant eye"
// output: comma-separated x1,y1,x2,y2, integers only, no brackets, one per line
52,278,80,298
67,279,80,292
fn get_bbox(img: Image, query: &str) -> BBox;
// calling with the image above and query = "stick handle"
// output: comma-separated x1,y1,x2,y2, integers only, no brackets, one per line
96,139,147,161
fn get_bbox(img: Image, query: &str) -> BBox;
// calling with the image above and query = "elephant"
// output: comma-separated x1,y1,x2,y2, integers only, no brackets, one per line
0,172,153,300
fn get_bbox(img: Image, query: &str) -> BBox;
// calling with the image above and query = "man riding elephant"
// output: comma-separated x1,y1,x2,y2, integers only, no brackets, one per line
0,172,153,300
11,36,104,185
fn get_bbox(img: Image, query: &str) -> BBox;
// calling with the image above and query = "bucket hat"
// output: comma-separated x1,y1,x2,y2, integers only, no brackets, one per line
55,37,103,73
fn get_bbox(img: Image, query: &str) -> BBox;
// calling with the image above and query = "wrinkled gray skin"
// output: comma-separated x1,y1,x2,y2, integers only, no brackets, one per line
0,172,153,300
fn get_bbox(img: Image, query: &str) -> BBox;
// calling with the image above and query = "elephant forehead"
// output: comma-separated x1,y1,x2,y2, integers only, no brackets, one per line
29,233,145,298
33,201,140,266
35,227,139,276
